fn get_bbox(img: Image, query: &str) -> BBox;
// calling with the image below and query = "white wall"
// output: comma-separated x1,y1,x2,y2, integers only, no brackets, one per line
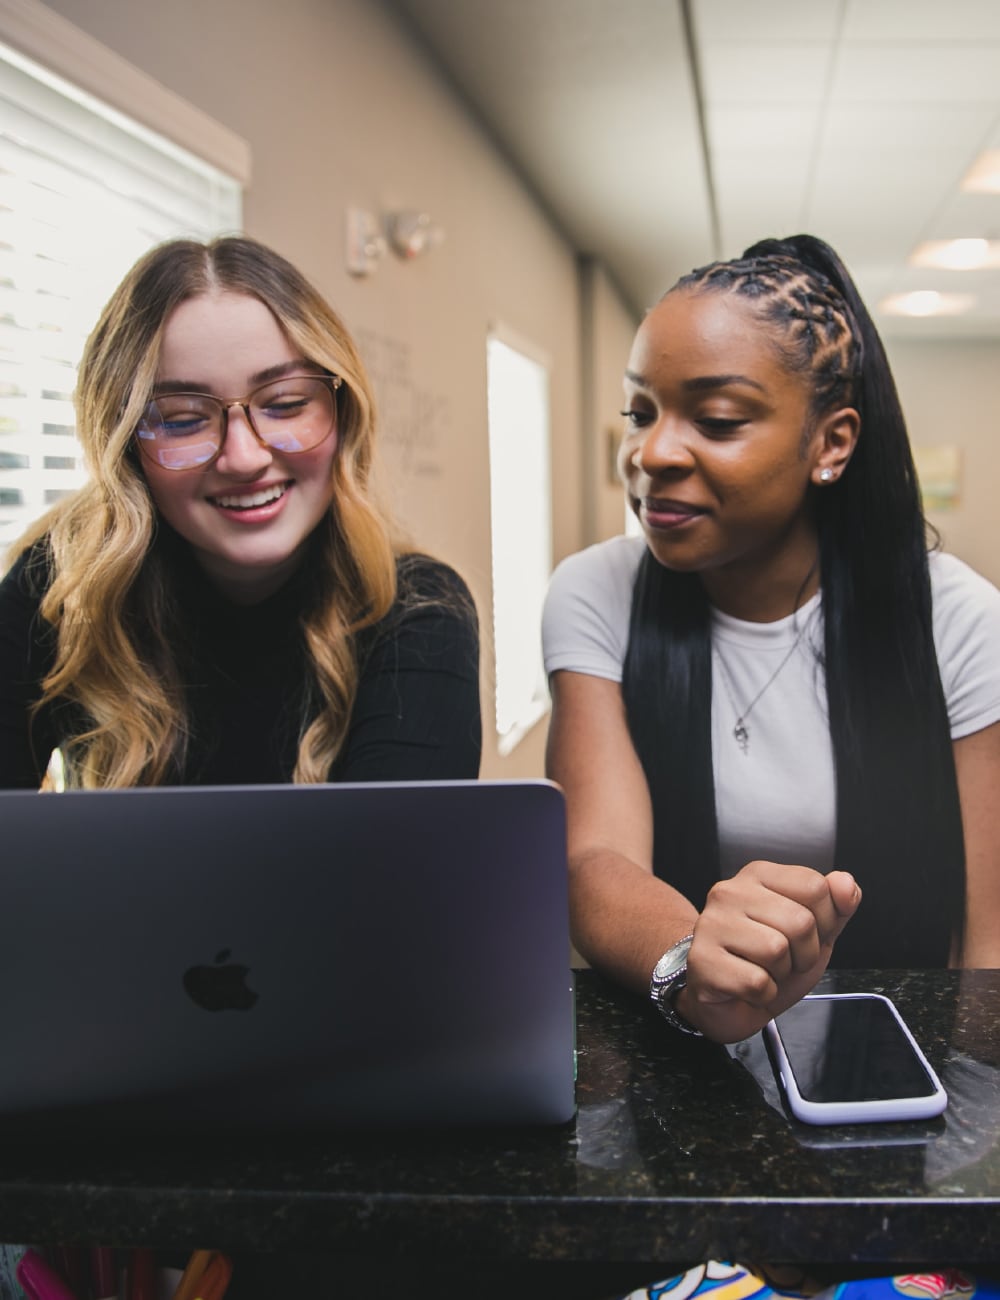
886,336,1000,590
26,0,601,777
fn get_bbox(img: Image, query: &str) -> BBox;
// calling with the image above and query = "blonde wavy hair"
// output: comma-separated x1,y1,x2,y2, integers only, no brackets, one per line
8,236,400,787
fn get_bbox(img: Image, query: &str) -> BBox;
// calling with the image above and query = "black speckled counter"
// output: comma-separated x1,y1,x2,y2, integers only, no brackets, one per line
1,969,998,1292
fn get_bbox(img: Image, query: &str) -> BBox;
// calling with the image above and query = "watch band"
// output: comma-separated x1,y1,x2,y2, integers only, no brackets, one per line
649,934,703,1036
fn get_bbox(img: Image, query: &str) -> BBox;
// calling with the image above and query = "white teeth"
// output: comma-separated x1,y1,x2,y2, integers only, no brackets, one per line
214,484,286,510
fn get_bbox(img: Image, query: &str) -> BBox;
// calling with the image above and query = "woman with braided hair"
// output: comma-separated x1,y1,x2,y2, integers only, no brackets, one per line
543,234,1000,1044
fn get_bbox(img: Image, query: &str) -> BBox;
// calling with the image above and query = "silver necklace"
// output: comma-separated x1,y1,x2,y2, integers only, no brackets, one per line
713,623,808,756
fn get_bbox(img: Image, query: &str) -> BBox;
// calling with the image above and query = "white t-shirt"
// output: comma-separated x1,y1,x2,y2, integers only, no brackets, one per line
542,536,1000,878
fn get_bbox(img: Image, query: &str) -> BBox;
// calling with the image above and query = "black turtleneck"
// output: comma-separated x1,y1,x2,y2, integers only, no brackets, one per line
0,535,481,788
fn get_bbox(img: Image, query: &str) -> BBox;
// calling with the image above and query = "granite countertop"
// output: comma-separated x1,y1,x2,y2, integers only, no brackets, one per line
0,969,998,1268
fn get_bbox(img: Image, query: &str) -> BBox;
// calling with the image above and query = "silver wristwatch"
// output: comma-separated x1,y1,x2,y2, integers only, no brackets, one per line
649,934,702,1035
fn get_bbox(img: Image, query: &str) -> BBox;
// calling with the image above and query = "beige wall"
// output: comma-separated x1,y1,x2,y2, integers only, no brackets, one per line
580,259,641,545
886,337,1000,590
30,0,643,777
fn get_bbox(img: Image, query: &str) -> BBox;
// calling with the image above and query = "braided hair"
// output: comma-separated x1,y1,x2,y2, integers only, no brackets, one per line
676,251,859,420
622,235,964,967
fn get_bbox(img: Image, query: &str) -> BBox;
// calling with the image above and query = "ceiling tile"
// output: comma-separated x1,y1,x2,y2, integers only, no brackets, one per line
700,42,837,104
707,105,822,152
927,190,1000,238
831,42,1000,104
819,104,997,154
694,0,843,40
809,152,962,224
843,0,1000,42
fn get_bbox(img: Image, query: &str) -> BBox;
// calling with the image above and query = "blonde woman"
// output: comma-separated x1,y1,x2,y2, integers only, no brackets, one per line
0,236,481,788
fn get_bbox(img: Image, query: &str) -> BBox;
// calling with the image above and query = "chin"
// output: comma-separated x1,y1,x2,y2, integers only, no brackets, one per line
641,538,711,576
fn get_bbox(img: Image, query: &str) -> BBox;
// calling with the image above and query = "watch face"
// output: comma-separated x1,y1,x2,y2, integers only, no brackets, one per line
653,939,692,982
649,936,701,1036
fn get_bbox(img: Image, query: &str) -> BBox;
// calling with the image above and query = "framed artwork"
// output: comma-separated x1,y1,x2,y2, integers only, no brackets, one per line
607,427,624,485
913,444,961,512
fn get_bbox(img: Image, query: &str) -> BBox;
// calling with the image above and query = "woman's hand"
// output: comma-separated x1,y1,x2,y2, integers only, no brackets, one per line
676,861,861,1043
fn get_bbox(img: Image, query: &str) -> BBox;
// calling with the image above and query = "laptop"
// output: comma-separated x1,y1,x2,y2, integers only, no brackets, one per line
0,779,575,1134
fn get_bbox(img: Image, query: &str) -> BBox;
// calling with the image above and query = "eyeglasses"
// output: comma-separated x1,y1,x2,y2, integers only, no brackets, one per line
135,373,342,471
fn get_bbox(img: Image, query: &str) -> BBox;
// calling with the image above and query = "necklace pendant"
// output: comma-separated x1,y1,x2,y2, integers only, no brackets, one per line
733,720,750,754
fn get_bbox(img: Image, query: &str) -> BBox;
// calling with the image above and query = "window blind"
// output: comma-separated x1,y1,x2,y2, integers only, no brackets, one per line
0,40,243,549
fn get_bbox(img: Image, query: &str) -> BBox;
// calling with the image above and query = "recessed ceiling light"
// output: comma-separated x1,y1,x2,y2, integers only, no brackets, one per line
961,150,1000,193
880,291,975,318
910,239,1000,270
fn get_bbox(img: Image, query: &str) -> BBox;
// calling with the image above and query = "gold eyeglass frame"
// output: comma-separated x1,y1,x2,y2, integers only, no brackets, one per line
135,373,343,471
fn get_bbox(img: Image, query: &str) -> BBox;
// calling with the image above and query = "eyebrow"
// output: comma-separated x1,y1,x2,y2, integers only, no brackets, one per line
624,369,766,395
151,360,315,396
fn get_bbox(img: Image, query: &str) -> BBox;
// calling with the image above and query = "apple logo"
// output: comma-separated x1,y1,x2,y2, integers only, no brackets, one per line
182,948,259,1012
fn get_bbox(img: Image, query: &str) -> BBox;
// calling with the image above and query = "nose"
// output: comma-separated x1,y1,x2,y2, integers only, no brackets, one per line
213,405,274,477
630,415,694,476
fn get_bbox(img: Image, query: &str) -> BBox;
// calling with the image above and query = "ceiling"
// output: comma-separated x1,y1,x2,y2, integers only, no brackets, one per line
385,0,1000,338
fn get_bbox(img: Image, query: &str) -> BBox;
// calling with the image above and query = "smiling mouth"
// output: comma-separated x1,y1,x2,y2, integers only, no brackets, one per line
641,497,707,524
211,483,288,511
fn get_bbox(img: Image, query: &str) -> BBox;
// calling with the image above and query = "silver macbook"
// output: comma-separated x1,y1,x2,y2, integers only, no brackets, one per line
0,779,575,1132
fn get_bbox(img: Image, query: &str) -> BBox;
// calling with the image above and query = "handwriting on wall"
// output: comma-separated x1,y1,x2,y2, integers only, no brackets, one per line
356,329,448,479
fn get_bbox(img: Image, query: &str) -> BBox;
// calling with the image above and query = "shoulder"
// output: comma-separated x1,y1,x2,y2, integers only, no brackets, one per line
929,550,1000,648
391,553,478,641
548,534,646,598
542,535,646,683
0,537,58,702
395,551,475,610
363,552,478,669
928,551,1000,739
929,549,1000,609
0,536,54,607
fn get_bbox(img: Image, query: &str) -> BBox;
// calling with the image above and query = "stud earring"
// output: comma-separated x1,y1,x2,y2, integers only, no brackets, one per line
819,468,834,483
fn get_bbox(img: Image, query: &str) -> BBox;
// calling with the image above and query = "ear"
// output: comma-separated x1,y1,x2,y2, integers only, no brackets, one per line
810,407,860,487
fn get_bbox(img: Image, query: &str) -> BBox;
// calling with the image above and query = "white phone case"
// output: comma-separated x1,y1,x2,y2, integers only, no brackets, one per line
765,992,948,1125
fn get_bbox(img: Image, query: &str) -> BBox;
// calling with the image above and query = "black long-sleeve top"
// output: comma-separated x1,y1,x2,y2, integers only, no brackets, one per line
0,535,482,788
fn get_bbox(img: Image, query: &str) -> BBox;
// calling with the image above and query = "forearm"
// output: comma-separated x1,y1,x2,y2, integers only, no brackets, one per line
573,850,863,1046
953,723,1000,969
955,924,1000,969
570,846,698,996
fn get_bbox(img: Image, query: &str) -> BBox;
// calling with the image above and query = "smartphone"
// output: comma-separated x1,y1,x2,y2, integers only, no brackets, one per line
764,992,947,1125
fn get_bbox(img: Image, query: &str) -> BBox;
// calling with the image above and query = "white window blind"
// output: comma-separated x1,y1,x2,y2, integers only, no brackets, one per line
486,330,553,754
0,39,243,549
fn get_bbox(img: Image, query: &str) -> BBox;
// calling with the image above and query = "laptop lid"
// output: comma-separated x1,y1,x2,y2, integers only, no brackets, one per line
0,779,575,1132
